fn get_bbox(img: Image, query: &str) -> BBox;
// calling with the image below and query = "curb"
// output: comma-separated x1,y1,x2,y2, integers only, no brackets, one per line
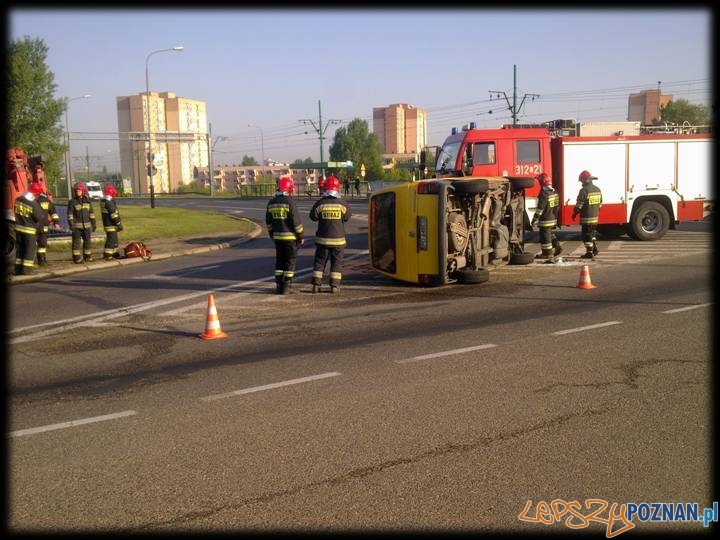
7,222,263,285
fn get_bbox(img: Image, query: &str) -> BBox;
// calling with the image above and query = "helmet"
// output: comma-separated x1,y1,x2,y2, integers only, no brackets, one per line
317,176,327,191
277,176,295,194
73,182,87,195
536,172,552,186
325,175,340,192
579,170,597,183
104,184,117,197
29,181,44,197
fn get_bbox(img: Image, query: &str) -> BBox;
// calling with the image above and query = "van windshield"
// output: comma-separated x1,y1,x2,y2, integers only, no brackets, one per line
435,142,461,173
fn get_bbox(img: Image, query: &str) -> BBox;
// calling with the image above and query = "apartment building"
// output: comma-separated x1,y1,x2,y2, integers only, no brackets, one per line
116,91,207,194
627,89,672,125
372,103,427,155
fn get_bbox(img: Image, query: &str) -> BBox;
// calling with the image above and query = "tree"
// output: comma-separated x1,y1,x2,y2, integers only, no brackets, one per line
328,118,384,181
292,157,314,166
658,99,710,127
7,37,65,186
241,154,258,166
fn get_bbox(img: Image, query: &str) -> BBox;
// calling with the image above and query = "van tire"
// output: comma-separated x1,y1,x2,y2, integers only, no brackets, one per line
452,180,489,195
628,201,670,241
455,267,490,284
509,252,535,265
510,177,535,191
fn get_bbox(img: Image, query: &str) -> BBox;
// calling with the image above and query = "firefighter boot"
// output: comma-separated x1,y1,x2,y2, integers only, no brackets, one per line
73,255,83,264
330,285,340,294
37,253,47,266
552,238,563,256
103,254,114,261
581,250,595,260
84,254,94,262
535,249,554,260
281,279,294,295
312,283,321,294
275,276,283,294
592,242,599,256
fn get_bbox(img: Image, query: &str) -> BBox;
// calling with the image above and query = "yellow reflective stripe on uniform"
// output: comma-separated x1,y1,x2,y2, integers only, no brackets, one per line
105,226,117,232
318,204,346,219
294,224,304,233
547,195,559,207
587,194,602,205
315,237,346,246
539,220,557,227
273,232,297,241
580,217,599,224
312,271,323,279
329,272,342,280
16,225,37,235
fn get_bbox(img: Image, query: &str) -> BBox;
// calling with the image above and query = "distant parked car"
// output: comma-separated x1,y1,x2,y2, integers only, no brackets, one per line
86,181,103,200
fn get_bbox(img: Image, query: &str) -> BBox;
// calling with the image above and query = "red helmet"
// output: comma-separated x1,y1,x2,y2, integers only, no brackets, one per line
579,170,597,183
325,175,340,192
73,182,87,195
104,184,117,197
29,181,44,197
535,172,552,186
318,176,327,191
277,176,295,194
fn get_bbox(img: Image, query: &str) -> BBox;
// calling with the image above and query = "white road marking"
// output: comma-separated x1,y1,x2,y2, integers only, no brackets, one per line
662,303,712,314
396,344,498,364
552,321,622,335
9,410,138,438
200,372,341,402
608,241,622,250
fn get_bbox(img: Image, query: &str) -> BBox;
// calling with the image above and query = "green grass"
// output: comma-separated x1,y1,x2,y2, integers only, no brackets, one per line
48,206,256,251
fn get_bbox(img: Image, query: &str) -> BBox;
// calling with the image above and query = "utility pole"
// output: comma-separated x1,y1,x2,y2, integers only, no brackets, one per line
207,122,214,197
489,64,540,126
299,100,341,177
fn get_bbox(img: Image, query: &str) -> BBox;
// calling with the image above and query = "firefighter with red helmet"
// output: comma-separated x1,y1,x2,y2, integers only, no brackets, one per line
13,181,44,275
572,170,603,259
101,184,124,260
34,181,61,266
266,176,304,294
67,181,97,263
309,174,352,293
531,172,562,260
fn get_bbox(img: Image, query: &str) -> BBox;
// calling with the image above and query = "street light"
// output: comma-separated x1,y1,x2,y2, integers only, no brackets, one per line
210,135,229,197
248,123,265,181
64,94,92,197
145,45,184,208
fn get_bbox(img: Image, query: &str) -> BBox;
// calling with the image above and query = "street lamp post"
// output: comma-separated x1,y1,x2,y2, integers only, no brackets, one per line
64,94,92,197
145,45,184,208
248,123,265,181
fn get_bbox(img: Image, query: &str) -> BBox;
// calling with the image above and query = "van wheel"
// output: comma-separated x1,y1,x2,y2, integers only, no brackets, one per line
452,179,489,195
455,267,490,284
509,252,535,265
510,177,535,191
628,202,670,241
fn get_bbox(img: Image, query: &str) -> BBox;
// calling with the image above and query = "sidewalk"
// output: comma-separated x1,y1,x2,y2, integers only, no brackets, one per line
7,222,264,285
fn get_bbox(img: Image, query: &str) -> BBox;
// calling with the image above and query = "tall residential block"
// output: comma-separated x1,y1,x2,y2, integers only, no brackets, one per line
627,89,672,125
372,103,427,154
116,91,207,194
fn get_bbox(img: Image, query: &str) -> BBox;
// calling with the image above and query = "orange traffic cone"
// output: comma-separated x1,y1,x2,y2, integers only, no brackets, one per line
199,294,228,339
576,264,596,289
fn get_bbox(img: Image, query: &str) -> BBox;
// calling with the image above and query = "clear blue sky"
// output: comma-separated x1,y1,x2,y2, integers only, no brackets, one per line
8,8,711,171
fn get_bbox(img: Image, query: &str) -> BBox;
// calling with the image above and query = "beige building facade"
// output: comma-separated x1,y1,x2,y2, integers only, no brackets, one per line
116,91,208,194
627,89,672,125
372,103,427,155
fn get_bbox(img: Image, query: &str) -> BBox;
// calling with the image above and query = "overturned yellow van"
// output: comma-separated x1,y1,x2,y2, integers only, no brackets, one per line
368,176,535,286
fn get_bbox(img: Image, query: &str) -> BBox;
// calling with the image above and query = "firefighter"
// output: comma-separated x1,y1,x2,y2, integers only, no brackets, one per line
572,170,603,259
100,184,124,260
13,181,44,275
34,181,61,266
531,172,562,260
309,175,352,294
67,182,97,263
266,176,304,294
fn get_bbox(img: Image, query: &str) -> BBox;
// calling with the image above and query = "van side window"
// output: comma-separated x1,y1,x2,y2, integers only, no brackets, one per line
517,140,540,163
473,142,496,165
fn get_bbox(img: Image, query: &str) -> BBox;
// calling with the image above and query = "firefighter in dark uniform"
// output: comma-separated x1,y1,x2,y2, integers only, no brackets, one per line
309,175,351,294
100,184,123,260
266,176,304,294
572,170,603,259
531,172,562,260
14,181,44,275
34,181,61,266
67,181,97,263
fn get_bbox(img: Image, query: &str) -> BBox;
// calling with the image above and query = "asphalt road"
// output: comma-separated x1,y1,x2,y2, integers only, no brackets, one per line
7,198,714,533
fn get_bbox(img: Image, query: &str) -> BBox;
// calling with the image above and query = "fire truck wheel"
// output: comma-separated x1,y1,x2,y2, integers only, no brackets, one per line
451,179,489,195
509,252,535,265
628,201,670,241
455,267,490,284
509,177,535,191
597,224,627,239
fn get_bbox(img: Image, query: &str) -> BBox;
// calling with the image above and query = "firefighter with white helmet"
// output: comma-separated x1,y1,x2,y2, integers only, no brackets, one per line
309,174,352,293
572,170,603,259
531,172,562,260
101,184,124,260
67,181,97,263
266,175,304,294
34,181,61,266
13,181,44,275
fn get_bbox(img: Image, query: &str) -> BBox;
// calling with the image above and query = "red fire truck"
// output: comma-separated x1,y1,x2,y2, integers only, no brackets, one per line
434,124,712,240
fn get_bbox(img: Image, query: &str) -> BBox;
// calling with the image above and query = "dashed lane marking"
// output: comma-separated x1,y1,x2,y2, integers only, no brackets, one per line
200,372,341,402
552,321,622,335
9,410,138,438
395,344,498,364
662,303,712,314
